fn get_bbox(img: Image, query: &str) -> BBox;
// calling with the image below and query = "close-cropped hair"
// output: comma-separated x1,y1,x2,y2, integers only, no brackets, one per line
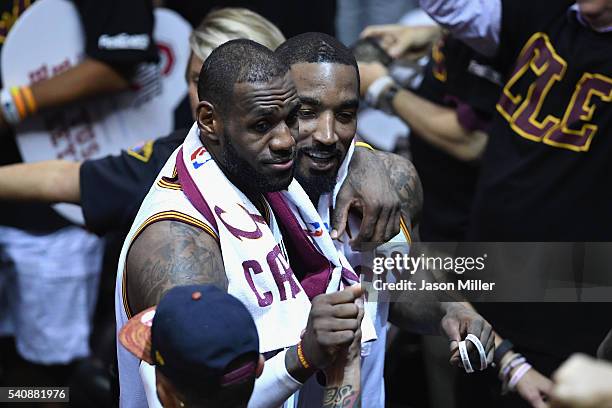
189,7,286,62
197,39,289,115
275,32,358,71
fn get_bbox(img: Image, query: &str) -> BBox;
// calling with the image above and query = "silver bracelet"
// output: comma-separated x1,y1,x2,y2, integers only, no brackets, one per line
458,340,474,373
465,334,488,371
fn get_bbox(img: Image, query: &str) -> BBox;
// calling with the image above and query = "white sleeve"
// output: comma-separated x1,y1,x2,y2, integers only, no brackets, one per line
248,349,303,408
139,361,163,408
419,0,502,57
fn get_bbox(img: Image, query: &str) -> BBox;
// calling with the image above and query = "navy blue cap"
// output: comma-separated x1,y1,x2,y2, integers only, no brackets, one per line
119,285,259,392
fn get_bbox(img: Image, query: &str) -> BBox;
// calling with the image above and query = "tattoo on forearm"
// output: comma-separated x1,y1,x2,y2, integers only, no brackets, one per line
126,220,226,314
323,386,359,408
383,152,423,226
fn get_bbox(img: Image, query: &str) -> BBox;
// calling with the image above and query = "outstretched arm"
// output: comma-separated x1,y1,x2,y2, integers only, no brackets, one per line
0,160,81,203
358,61,488,162
0,58,130,131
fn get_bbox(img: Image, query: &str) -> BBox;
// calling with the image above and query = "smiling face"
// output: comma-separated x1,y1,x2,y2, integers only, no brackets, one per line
199,72,300,194
289,62,359,198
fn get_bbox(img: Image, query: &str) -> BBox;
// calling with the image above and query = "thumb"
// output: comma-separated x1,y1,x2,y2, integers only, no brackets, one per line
331,198,351,240
441,317,462,343
346,283,364,300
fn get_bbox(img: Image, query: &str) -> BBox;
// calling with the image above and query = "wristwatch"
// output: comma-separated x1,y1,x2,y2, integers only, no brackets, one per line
378,83,400,115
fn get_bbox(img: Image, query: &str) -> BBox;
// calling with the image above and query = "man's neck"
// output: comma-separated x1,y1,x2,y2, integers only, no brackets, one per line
306,191,321,207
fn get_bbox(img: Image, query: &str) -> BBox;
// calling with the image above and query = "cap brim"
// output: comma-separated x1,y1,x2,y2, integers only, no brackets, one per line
118,306,156,365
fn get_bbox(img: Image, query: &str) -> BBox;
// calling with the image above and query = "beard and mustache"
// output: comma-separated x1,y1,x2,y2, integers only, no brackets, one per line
219,133,342,198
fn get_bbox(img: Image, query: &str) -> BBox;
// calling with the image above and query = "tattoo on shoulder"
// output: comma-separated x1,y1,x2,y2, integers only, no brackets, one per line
126,220,226,314
323,385,359,408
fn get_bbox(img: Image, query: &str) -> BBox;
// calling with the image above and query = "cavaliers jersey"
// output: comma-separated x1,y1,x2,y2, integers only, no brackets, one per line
411,35,501,241
468,0,612,241
465,0,612,368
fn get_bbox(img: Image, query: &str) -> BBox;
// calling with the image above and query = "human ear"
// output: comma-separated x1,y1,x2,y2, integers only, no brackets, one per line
196,101,221,143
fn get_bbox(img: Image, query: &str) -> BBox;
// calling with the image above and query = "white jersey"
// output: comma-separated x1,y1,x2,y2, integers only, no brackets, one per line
115,147,350,408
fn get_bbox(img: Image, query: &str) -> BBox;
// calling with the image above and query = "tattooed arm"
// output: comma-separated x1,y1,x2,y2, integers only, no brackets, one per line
126,220,226,314
333,147,422,250
378,150,423,230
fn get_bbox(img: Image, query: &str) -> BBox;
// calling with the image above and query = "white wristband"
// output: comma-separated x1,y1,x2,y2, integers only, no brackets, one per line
248,349,302,408
466,334,488,371
364,75,395,108
0,88,21,125
508,363,532,391
459,340,474,373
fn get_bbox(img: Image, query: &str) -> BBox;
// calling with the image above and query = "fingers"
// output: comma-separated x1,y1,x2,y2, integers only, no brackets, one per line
480,322,494,356
486,346,495,366
319,330,357,347
526,395,549,408
360,24,396,40
316,284,361,306
346,283,364,299
370,206,391,246
384,208,401,243
332,303,360,318
330,195,352,240
449,340,460,365
467,317,484,339
314,317,361,332
441,316,462,342
350,205,379,250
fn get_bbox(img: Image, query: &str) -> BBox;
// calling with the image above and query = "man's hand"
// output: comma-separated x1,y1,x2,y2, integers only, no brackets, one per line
514,368,553,408
357,61,389,97
360,24,442,59
440,302,494,367
333,147,402,251
550,354,612,408
301,285,364,370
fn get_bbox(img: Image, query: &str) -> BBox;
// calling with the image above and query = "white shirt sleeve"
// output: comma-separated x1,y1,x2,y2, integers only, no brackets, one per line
419,0,502,56
139,360,163,408
248,349,303,408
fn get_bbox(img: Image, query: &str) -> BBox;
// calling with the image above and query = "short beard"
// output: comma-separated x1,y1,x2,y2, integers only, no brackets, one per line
221,135,293,194
295,169,336,201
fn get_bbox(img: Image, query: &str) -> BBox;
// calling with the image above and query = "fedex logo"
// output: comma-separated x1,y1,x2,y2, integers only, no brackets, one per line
191,146,212,169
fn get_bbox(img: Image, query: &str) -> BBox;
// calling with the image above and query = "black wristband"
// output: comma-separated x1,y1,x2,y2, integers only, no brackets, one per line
379,84,400,115
494,339,514,366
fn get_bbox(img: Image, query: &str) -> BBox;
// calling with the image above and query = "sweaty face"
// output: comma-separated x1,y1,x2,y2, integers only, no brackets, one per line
290,63,359,198
218,73,300,193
